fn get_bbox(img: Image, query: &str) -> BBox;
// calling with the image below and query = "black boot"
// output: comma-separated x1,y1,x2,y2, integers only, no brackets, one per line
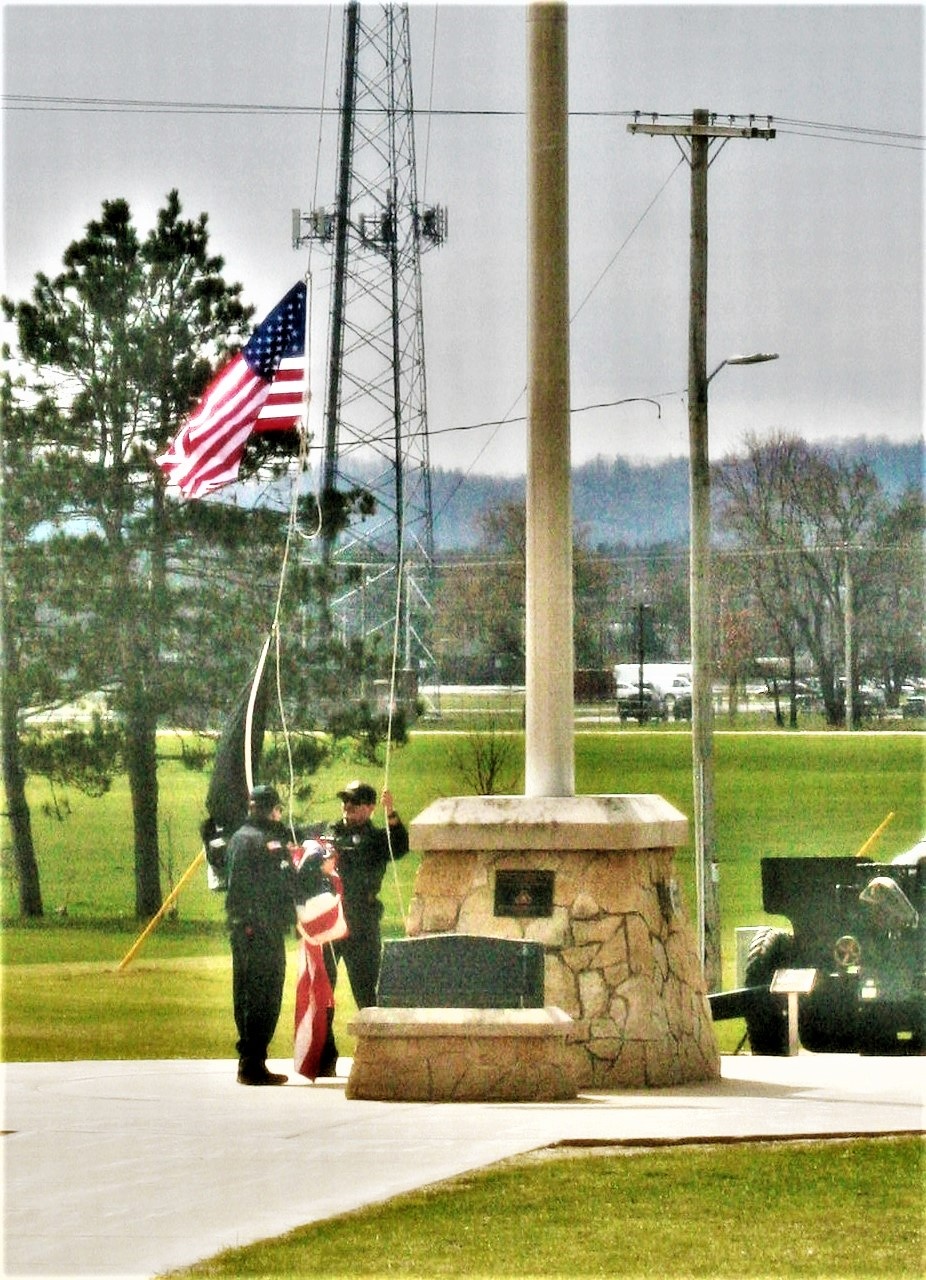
238,1058,288,1086
259,1063,289,1086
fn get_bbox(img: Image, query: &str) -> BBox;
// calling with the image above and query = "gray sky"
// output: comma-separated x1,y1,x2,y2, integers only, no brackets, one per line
3,2,923,476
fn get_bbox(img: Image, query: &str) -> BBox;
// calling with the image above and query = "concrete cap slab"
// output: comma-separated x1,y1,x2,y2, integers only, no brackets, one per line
348,1005,577,1037
410,793,688,852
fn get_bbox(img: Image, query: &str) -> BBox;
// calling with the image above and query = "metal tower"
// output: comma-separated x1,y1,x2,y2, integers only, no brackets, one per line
294,1,446,689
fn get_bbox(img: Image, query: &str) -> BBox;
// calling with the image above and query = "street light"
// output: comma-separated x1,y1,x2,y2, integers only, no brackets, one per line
690,350,778,992
708,353,780,384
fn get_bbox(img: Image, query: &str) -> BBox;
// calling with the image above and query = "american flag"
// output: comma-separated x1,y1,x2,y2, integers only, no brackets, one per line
157,281,307,499
293,845,347,1081
293,937,335,1081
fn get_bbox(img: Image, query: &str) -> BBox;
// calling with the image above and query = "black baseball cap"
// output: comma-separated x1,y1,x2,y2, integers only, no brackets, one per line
337,780,377,805
249,784,282,813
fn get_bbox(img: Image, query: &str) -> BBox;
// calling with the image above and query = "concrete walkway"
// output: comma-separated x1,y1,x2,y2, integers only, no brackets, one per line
3,1053,923,1279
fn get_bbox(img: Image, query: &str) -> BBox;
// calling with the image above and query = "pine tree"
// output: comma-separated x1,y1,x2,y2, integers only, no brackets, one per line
4,193,255,916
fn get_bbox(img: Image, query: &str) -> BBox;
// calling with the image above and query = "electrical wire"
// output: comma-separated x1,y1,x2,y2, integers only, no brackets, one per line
419,6,439,202
570,155,686,324
4,95,924,148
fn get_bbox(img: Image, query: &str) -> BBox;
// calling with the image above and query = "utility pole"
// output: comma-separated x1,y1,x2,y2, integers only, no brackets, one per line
637,602,650,713
843,543,854,731
294,2,446,696
629,109,775,991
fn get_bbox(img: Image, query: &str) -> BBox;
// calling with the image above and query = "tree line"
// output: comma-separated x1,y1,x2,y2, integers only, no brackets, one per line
427,441,922,552
430,442,924,725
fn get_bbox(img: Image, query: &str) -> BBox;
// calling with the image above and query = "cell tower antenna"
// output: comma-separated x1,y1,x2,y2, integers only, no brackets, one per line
294,1,446,699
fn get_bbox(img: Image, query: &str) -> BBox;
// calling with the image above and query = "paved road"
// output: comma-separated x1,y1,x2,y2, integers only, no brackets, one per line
3,1053,923,1279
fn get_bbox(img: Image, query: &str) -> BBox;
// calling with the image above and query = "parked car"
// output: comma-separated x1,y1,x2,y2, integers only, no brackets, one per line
615,681,664,722
670,690,692,720
903,696,926,720
661,675,692,720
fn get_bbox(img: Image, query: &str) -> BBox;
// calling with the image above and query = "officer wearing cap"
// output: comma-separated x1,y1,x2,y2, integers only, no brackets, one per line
225,784,299,1086
326,779,410,1010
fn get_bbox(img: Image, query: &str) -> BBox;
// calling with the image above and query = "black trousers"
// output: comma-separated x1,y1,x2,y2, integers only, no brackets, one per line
333,920,382,1011
230,925,286,1062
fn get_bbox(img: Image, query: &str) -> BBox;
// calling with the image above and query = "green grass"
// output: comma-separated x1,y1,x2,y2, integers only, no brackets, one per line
3,730,923,1062
163,1135,924,1279
6,729,922,933
0,941,361,1063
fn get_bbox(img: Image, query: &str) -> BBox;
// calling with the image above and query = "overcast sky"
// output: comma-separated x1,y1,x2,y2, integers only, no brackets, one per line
3,2,923,476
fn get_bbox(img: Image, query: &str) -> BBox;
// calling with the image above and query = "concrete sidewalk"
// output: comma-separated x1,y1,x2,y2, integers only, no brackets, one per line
3,1053,923,1279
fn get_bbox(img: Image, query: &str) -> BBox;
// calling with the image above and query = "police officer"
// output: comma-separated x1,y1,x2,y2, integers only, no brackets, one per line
225,785,299,1086
327,780,410,1010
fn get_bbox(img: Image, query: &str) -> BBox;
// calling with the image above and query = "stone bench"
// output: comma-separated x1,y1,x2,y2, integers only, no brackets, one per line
346,1006,579,1102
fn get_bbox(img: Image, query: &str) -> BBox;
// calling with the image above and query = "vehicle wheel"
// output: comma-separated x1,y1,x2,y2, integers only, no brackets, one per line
743,926,794,1055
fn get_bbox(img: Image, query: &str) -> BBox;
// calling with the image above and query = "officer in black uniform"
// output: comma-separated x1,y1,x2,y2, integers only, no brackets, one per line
225,785,310,1085
327,780,410,1010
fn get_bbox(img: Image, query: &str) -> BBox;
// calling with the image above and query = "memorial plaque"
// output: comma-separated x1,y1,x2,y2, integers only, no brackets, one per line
377,934,545,1008
494,869,554,918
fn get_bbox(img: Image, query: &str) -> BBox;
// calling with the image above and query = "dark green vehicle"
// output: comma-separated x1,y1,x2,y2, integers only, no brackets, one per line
710,841,925,1055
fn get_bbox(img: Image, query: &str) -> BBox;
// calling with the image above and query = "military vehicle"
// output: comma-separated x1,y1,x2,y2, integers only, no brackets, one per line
710,839,925,1055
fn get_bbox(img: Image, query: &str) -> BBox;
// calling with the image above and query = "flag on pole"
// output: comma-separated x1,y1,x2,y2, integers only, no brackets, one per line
158,281,307,499
201,637,272,889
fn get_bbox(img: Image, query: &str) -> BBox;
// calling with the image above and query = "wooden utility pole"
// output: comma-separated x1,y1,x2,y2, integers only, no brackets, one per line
843,543,854,731
629,110,775,992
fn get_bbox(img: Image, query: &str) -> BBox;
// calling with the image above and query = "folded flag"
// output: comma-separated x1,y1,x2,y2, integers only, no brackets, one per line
293,936,334,1081
158,281,307,499
293,849,348,1080
293,866,347,1081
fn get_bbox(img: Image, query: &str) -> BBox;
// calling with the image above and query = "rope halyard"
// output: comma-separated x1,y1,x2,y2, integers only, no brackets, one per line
383,463,409,930
265,267,316,839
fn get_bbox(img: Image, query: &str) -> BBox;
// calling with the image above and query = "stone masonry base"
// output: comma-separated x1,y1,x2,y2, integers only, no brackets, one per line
346,1007,579,1102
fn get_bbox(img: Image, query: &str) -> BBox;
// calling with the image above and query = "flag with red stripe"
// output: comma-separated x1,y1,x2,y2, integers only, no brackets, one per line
293,855,347,1080
293,937,334,1081
158,282,307,499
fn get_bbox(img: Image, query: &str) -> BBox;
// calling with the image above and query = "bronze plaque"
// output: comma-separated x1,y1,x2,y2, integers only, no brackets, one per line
494,869,554,918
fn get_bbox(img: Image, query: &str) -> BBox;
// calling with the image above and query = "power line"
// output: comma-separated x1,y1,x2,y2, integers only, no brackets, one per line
3,94,924,149
426,396,665,439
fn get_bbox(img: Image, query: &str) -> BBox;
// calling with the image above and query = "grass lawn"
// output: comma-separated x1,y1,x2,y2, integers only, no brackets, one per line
2,729,923,1061
162,1135,924,1279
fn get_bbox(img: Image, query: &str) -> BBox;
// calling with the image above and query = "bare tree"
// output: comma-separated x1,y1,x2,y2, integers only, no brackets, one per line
715,433,887,725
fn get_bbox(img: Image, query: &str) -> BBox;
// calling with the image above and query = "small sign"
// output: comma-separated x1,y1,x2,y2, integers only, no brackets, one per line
770,968,818,995
494,869,555,918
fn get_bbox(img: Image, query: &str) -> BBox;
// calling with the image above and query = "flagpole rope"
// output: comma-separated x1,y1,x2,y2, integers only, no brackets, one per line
382,447,410,931
266,269,317,838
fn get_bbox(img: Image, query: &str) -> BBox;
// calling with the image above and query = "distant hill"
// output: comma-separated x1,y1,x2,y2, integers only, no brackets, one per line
431,437,923,552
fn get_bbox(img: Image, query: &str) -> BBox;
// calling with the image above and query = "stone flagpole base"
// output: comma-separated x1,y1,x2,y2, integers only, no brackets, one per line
403,794,720,1089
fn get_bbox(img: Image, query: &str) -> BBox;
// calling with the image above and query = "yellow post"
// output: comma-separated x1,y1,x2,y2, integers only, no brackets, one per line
116,849,206,971
854,812,895,860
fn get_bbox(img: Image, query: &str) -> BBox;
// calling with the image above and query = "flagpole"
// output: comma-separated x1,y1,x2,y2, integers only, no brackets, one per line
115,849,206,972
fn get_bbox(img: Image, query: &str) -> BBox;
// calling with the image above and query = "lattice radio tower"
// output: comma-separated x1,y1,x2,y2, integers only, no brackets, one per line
293,1,446,687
